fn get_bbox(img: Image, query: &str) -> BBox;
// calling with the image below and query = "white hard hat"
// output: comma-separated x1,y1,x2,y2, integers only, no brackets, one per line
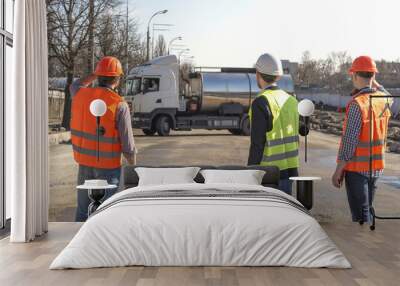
255,53,283,76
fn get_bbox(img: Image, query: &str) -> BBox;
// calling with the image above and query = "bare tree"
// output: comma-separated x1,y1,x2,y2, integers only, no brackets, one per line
153,35,167,58
297,51,353,93
328,51,352,74
86,0,95,74
95,11,144,65
47,0,118,129
376,60,400,88
179,62,194,97
94,10,146,94
326,51,352,94
298,51,320,87
298,51,400,92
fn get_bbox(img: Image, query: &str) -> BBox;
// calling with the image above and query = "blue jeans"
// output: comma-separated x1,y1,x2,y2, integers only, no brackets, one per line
75,165,121,222
279,179,293,195
345,171,377,224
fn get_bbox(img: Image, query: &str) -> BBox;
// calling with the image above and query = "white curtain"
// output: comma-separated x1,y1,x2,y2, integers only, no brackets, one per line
7,0,49,242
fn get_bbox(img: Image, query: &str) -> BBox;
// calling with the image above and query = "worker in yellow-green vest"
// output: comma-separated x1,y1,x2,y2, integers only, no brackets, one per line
248,53,307,195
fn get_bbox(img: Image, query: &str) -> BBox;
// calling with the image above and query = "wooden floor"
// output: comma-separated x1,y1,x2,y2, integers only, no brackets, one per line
0,222,399,286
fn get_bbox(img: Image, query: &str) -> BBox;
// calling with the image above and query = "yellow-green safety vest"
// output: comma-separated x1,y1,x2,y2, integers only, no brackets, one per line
249,88,300,171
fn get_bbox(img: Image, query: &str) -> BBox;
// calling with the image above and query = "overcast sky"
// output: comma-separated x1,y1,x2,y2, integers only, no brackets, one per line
129,0,400,67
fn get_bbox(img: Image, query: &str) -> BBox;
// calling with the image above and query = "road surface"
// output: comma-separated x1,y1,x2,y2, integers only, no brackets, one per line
49,130,400,223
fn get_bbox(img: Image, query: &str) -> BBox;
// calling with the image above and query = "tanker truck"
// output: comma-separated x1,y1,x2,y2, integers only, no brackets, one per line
125,55,295,136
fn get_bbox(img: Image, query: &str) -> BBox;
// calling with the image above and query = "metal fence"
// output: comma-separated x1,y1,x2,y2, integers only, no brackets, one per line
48,89,65,125
297,89,400,119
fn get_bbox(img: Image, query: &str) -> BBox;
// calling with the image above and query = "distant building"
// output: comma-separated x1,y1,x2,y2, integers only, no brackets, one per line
281,60,299,81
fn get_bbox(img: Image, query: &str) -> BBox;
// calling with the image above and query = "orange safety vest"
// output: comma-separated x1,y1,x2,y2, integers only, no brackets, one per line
71,87,123,169
339,90,391,172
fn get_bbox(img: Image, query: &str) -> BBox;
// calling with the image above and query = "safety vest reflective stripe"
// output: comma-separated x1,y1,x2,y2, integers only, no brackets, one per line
262,149,299,163
349,154,384,163
72,145,121,158
357,140,385,148
266,135,299,147
71,129,120,144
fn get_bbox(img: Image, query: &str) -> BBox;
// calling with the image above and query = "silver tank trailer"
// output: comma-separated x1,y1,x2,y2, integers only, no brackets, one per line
196,72,294,113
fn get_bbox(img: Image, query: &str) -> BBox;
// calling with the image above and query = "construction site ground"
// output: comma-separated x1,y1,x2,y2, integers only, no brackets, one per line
49,129,400,222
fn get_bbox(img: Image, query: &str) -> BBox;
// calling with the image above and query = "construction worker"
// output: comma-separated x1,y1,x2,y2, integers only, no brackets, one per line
332,56,391,225
248,53,305,195
70,56,136,222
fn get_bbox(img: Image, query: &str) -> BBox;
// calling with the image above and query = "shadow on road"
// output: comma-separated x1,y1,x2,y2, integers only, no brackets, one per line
135,134,245,138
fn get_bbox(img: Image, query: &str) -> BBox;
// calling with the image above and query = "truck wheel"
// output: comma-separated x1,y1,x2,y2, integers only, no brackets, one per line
241,117,251,136
142,129,156,136
228,129,242,135
156,116,171,136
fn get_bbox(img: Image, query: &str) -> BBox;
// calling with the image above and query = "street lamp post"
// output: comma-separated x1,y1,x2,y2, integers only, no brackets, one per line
146,9,168,61
168,36,182,55
125,0,129,96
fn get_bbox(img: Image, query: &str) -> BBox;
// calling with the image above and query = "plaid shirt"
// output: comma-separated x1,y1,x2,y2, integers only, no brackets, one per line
338,86,390,178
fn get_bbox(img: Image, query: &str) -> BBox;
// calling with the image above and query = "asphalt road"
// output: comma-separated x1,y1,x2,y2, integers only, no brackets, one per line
49,129,400,222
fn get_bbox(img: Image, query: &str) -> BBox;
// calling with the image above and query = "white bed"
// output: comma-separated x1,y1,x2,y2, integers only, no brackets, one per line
50,183,351,269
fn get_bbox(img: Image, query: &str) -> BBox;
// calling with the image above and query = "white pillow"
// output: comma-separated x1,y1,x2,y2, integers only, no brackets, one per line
135,167,201,186
200,169,266,185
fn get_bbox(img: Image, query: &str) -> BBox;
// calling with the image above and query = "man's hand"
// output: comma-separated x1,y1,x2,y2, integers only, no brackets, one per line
372,79,381,89
331,162,346,188
80,74,97,87
331,170,344,188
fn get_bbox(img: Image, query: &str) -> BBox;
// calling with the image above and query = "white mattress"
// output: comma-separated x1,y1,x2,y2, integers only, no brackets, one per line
50,183,351,269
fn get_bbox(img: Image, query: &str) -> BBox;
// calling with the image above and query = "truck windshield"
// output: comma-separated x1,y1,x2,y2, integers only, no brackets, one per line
127,77,142,96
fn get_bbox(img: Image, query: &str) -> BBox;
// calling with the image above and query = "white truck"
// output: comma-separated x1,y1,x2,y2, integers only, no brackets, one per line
125,55,295,136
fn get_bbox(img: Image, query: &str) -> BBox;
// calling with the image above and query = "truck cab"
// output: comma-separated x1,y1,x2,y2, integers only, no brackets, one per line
125,56,181,135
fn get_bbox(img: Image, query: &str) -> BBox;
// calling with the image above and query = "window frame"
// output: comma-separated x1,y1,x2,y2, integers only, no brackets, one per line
0,0,13,231
127,77,142,96
143,77,161,94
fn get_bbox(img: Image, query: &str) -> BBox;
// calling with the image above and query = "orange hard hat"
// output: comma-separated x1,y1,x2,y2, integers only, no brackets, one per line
94,56,123,77
349,56,378,74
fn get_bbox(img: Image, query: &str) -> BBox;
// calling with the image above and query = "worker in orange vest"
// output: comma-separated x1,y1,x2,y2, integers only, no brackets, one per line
70,56,136,222
332,56,391,225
